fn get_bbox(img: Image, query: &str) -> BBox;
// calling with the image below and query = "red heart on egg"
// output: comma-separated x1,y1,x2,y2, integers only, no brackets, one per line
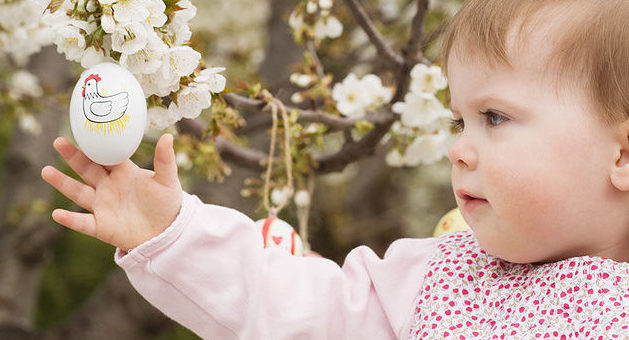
272,236,283,245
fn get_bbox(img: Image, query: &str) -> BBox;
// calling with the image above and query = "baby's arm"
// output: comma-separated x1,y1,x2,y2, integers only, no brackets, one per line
41,134,182,251
42,135,436,339
117,194,436,339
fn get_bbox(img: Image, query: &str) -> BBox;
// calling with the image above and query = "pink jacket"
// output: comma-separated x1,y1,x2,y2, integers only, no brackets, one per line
115,192,437,339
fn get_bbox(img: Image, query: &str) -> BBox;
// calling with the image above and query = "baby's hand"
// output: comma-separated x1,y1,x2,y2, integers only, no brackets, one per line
41,134,183,251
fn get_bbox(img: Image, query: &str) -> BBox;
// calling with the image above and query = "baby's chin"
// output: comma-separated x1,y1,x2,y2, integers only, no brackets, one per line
472,228,549,264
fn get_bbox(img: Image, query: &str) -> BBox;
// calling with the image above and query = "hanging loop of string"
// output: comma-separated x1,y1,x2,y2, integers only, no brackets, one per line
261,90,294,217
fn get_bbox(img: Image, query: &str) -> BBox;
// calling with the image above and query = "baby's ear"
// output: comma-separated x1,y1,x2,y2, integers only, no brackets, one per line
610,119,629,191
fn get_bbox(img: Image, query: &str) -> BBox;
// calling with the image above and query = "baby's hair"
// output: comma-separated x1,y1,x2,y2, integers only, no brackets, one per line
441,0,629,124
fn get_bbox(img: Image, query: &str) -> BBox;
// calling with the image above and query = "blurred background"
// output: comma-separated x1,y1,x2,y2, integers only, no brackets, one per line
0,0,459,338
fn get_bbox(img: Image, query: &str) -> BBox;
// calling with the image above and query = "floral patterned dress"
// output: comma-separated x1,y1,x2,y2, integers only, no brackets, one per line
409,231,629,339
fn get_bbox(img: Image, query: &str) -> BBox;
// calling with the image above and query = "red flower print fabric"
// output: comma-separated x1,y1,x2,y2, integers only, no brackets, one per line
409,231,629,339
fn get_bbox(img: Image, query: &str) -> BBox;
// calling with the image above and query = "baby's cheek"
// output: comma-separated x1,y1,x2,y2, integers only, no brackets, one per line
485,157,558,230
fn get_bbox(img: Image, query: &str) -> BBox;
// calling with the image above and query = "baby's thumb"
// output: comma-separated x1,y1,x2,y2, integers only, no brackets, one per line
153,134,178,187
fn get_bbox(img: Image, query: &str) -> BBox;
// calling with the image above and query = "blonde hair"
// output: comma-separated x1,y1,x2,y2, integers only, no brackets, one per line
441,0,629,124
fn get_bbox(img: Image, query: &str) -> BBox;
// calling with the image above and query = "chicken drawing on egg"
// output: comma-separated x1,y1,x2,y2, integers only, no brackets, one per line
81,73,130,134
69,63,147,166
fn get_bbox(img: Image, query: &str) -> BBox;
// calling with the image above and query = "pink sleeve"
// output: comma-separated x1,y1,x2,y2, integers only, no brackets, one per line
115,192,437,339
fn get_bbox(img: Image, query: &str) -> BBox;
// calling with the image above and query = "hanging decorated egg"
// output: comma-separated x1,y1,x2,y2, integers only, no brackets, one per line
255,217,304,256
433,208,470,237
69,62,146,166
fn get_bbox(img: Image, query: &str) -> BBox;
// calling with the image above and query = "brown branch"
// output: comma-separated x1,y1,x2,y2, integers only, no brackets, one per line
392,0,430,103
317,0,431,171
177,119,267,172
188,0,431,176
316,107,396,173
221,93,360,130
306,40,325,79
342,0,404,67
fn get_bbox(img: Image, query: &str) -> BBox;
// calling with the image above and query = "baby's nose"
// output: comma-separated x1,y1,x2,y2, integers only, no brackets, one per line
448,136,477,170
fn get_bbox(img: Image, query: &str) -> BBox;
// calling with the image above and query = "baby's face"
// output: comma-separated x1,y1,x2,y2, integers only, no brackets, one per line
446,51,628,263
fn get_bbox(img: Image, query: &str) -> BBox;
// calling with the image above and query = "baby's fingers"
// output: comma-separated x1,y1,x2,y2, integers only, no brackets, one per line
41,165,95,211
51,209,97,238
53,137,108,187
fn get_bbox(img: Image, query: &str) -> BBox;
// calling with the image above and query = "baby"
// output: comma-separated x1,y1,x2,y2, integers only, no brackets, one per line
41,0,629,338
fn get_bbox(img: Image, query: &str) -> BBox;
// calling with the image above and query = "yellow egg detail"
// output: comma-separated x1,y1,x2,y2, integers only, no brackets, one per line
84,114,130,136
433,208,470,237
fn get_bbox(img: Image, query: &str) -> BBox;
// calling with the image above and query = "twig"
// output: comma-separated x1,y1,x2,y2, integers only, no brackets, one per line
316,107,396,173
342,0,404,67
317,0,431,171
392,0,430,103
306,40,325,79
176,119,267,172
222,93,360,130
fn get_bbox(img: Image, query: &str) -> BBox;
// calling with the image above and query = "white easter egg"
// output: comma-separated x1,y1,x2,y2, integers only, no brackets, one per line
69,62,146,166
255,217,304,256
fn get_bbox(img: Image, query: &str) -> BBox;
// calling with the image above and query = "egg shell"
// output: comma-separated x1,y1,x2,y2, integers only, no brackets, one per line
433,208,470,237
255,217,304,256
69,62,146,166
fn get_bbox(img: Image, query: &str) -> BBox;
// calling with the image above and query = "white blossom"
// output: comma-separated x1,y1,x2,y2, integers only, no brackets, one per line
332,73,370,118
289,73,313,88
146,0,167,27
81,46,106,68
98,0,117,5
313,15,343,39
319,0,333,10
409,64,448,94
288,12,304,30
120,33,165,74
112,0,150,23
146,105,178,130
332,73,390,118
0,0,47,29
170,83,212,119
385,148,405,167
86,0,98,12
294,190,311,208
41,8,71,31
161,46,201,78
392,92,450,128
18,113,42,136
361,74,392,106
9,70,43,99
271,186,293,207
172,0,197,23
306,1,318,14
111,21,149,55
163,19,192,45
291,92,304,104
101,6,116,33
53,25,85,61
404,131,452,166
138,70,180,97
196,67,227,93
176,151,193,170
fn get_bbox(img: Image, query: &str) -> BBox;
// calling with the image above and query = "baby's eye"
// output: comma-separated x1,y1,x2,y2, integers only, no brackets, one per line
482,110,509,127
449,118,464,133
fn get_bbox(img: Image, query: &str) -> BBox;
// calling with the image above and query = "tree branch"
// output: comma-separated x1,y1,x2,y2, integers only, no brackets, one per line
392,0,430,103
342,0,405,67
316,0,431,171
177,119,267,172
306,40,325,79
316,107,396,173
222,92,360,130
186,0,432,176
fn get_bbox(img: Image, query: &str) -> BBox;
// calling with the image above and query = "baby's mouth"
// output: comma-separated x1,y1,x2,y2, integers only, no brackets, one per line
456,190,489,212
